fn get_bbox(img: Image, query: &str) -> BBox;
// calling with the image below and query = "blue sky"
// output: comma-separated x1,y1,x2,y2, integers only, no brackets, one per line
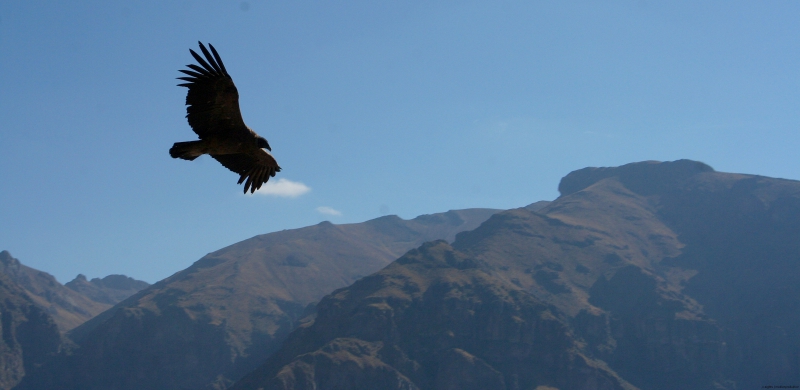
1,1,798,283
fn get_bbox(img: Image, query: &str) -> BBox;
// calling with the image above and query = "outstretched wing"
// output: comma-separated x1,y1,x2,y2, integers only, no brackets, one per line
177,42,248,139
211,151,282,194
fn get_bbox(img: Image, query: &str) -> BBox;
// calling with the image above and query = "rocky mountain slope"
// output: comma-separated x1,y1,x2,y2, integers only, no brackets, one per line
17,208,501,390
0,268,62,390
0,251,109,333
233,160,800,390
0,252,151,388
233,240,635,390
0,251,150,333
16,159,800,389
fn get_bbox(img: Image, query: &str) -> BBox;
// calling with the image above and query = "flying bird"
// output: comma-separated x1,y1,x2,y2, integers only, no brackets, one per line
169,42,281,193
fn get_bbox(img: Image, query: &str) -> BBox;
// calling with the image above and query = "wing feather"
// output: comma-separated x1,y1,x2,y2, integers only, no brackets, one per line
211,150,282,194
178,69,205,79
189,48,217,75
198,43,224,74
209,44,229,75
185,64,213,77
177,42,247,139
243,176,254,193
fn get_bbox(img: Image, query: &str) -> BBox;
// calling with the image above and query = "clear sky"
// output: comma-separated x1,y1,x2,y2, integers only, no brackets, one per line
1,1,798,283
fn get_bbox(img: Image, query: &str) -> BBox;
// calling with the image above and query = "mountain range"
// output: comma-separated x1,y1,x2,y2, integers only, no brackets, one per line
0,251,149,389
0,251,149,333
16,208,501,390
6,159,800,389
232,160,800,389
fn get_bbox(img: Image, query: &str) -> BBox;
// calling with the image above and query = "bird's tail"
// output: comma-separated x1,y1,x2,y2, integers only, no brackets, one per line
169,141,203,160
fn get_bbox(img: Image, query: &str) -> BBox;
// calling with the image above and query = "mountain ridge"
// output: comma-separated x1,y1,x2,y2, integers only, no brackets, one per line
232,159,800,390
18,208,502,390
0,250,112,333
65,274,150,305
15,159,800,389
0,251,151,333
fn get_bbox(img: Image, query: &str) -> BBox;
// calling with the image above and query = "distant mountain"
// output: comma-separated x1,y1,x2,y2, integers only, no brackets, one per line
65,274,150,305
0,251,150,334
232,160,800,390
18,208,501,390
0,251,109,332
0,265,61,390
0,251,151,388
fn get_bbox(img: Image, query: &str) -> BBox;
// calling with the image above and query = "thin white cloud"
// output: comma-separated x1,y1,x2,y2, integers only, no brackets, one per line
316,206,342,216
253,178,310,198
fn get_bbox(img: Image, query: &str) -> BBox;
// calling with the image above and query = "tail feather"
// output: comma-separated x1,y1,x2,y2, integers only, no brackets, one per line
170,141,203,161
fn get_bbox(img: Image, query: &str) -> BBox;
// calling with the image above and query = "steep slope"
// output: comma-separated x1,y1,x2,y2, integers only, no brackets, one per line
235,160,800,389
233,240,634,390
65,274,150,305
0,270,62,390
547,160,800,388
0,251,110,332
18,208,500,390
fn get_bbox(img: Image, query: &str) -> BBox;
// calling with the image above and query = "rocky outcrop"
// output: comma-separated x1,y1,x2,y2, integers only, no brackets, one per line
557,159,714,197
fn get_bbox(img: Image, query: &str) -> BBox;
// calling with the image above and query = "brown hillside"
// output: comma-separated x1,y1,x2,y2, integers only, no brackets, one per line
19,208,500,390
0,251,110,332
232,240,635,390
234,160,800,390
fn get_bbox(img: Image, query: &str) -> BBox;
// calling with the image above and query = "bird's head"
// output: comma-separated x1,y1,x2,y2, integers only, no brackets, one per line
256,136,272,151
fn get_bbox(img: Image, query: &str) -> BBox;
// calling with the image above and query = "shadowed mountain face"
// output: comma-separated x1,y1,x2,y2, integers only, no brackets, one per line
18,209,500,390
0,268,62,390
233,160,800,390
0,252,149,387
65,274,150,306
232,240,634,390
0,251,110,333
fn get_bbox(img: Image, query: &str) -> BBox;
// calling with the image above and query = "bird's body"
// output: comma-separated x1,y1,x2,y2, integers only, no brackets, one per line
170,130,259,159
169,42,280,193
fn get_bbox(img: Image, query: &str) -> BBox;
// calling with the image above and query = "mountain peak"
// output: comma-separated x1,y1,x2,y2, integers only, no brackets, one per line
558,159,714,197
65,274,150,305
0,250,21,268
0,252,111,332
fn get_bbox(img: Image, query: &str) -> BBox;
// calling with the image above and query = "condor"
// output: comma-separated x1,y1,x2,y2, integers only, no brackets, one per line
170,42,280,194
